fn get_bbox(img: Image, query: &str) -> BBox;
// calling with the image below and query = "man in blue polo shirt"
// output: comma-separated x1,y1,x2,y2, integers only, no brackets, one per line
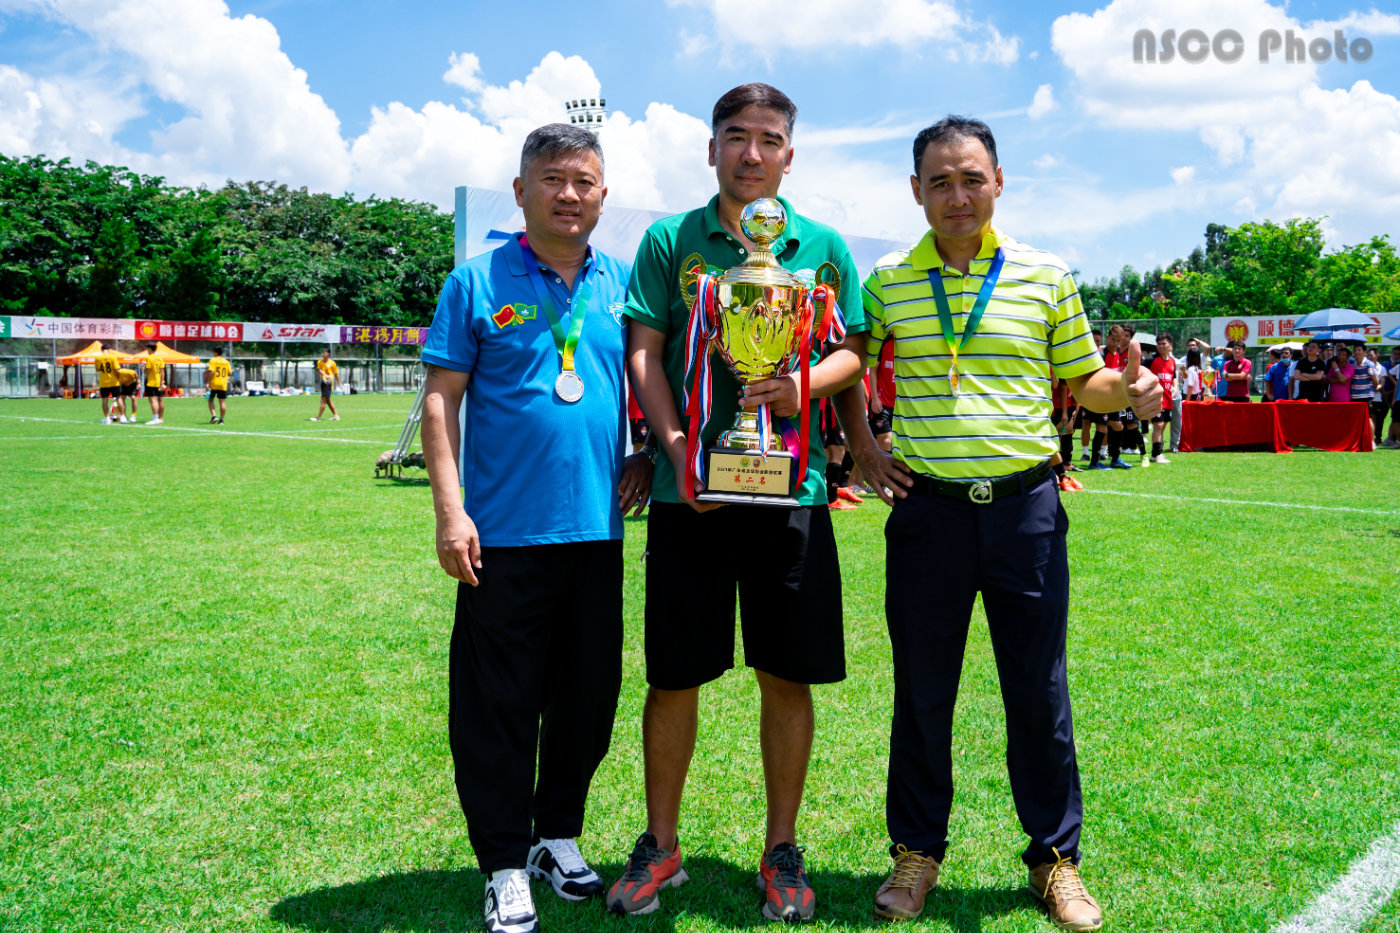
421,123,653,933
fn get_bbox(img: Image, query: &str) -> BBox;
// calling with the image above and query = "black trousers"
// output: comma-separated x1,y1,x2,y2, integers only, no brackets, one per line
883,473,1083,866
448,539,623,874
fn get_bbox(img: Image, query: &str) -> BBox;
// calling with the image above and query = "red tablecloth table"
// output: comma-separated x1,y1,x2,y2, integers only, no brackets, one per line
1273,400,1375,452
1179,400,1375,452
1179,400,1289,452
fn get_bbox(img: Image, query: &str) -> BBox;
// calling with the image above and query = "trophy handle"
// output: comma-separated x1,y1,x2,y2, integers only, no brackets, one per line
814,261,841,304
679,252,706,309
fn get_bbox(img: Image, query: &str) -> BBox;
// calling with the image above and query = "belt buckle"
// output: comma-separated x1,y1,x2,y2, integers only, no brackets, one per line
968,480,993,504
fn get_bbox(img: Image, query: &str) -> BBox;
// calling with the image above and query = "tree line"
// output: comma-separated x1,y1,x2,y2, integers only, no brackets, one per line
1,154,453,326
1077,219,1400,321
5,153,1399,326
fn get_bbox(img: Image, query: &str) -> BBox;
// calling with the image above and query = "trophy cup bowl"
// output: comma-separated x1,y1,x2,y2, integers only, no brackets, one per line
695,198,813,506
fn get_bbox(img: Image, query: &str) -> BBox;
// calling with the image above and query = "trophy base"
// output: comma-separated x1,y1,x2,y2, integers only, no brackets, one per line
697,446,800,509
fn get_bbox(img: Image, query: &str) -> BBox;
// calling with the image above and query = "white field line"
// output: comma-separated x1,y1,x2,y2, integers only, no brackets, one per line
1272,819,1400,933
0,415,386,446
1081,488,1400,517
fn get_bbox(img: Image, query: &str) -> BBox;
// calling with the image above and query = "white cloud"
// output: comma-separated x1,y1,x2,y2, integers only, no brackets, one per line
1032,153,1064,170
442,52,484,94
1050,0,1400,248
666,0,1019,65
1170,165,1195,185
1027,84,1056,119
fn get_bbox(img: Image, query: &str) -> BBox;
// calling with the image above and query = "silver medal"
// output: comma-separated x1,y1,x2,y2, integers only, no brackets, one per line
555,370,584,402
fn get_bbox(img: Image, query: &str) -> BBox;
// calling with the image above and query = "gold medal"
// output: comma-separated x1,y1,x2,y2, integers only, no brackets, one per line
948,363,961,396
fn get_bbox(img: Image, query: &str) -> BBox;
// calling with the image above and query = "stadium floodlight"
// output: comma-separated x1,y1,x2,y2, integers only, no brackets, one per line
563,95,607,136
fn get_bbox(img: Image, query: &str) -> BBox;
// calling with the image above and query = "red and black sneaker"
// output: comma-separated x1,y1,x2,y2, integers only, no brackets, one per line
755,842,815,923
606,832,688,916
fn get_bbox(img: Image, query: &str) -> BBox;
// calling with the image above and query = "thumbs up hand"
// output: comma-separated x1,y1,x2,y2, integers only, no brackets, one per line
1123,339,1163,420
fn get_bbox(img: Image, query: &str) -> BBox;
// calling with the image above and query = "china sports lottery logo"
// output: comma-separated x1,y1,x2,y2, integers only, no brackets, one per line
1225,319,1249,342
137,321,158,340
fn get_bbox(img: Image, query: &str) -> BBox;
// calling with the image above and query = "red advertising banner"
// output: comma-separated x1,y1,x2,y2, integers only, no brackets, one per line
135,320,244,342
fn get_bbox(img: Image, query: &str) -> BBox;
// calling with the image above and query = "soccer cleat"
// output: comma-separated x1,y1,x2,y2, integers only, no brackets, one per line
873,845,940,921
331,415,340,421
210,416,218,424
1078,452,1090,462
1109,458,1133,470
527,838,604,901
828,499,858,511
1065,464,1083,473
606,832,688,916
836,486,864,503
1029,849,1102,931
1088,462,1110,471
756,841,816,922
1152,454,1171,464
147,418,163,425
1060,476,1083,492
484,868,539,933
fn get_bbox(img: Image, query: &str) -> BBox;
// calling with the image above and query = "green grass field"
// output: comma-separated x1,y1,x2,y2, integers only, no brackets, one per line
2,394,1398,933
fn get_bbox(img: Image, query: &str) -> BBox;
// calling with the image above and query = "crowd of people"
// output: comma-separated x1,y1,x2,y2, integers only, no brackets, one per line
418,87,1177,933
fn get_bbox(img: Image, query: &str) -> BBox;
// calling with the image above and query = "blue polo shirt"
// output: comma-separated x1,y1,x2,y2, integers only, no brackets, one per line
1266,360,1291,401
422,233,631,546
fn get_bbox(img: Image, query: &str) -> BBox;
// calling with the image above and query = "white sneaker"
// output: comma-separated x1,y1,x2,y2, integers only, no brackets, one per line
331,416,340,421
528,837,604,901
309,417,319,422
484,868,538,933
148,418,163,425
120,415,131,423
1152,454,1171,464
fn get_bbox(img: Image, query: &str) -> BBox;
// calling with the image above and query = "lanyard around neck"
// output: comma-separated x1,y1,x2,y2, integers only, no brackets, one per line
518,240,590,373
926,247,1005,380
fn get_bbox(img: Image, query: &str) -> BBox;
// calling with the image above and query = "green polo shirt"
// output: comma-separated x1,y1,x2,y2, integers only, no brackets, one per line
862,226,1102,480
625,195,867,506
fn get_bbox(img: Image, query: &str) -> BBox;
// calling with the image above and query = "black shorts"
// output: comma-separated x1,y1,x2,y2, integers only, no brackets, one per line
210,389,228,400
146,387,163,398
320,381,333,398
629,418,650,446
99,385,121,399
1114,409,1138,425
120,382,138,396
643,502,845,690
1076,407,1105,428
1151,409,1174,424
869,409,893,436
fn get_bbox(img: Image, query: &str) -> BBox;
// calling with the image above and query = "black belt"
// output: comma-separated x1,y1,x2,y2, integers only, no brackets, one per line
905,460,1054,504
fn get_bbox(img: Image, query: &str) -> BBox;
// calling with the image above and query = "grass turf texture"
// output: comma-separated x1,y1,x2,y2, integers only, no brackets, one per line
2,394,1398,932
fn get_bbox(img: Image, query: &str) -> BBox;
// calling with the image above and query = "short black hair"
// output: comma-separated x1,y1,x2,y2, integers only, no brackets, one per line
146,343,157,351
1268,348,1281,359
913,115,999,175
98,341,109,350
519,123,604,178
712,83,797,139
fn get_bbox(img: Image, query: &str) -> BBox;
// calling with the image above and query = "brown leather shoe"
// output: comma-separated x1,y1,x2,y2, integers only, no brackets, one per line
1028,848,1103,931
873,845,940,921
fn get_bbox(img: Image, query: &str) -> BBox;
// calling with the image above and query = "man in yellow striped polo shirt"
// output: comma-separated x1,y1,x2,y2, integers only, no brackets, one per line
848,116,1161,931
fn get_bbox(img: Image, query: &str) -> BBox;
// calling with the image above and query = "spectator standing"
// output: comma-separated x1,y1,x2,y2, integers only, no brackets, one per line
1326,346,1356,403
1181,344,1205,401
1221,341,1251,401
1293,341,1327,401
1210,346,1228,397
1381,347,1400,447
1264,349,1291,402
1353,348,1385,442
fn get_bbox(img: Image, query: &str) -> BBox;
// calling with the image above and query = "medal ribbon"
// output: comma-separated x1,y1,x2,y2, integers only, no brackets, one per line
682,274,719,499
926,247,1004,391
519,239,591,377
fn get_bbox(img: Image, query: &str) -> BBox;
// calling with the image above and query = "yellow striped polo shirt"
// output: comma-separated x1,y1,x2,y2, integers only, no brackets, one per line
862,226,1102,480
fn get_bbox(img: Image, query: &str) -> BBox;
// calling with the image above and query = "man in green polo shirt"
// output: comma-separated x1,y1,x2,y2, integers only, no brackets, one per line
848,116,1161,931
605,82,868,924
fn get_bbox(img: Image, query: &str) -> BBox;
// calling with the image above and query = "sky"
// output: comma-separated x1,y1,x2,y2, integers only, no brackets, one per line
1,0,1398,281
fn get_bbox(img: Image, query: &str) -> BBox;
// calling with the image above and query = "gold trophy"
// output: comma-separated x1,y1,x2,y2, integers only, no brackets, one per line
680,198,840,507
